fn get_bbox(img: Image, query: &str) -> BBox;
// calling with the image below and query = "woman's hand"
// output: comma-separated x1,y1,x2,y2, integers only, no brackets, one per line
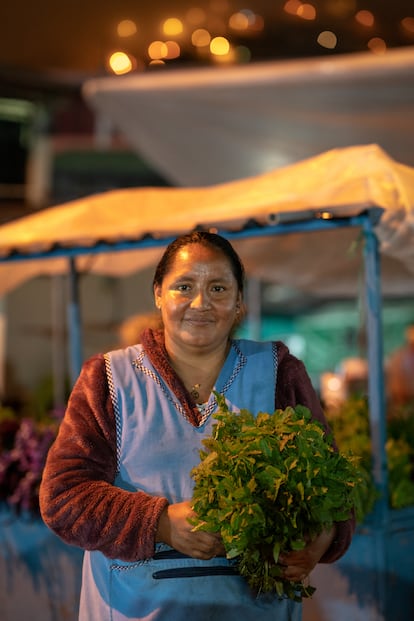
279,525,337,583
156,501,225,560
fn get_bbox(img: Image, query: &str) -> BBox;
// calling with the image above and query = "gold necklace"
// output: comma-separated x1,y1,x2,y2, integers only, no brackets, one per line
176,341,231,403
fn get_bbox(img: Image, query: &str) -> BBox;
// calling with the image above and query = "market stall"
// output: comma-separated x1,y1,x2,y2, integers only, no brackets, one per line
82,46,414,184
0,144,413,620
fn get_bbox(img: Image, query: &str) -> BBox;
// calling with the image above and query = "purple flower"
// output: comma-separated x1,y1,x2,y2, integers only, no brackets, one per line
0,415,57,514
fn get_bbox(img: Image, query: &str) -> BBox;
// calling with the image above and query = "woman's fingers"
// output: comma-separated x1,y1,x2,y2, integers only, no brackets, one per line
278,526,337,581
159,501,224,559
281,562,309,582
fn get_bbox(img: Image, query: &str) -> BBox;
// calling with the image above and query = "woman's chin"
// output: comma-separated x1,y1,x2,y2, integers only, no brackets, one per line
180,328,216,347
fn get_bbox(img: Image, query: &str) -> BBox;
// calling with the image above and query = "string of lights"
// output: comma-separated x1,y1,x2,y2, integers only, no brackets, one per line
1,1,414,76
103,1,414,74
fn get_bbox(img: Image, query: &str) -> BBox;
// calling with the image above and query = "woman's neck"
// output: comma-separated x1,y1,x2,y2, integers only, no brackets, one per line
165,340,230,403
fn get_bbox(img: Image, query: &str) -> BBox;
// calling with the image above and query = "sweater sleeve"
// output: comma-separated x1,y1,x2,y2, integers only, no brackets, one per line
39,354,169,561
274,341,356,564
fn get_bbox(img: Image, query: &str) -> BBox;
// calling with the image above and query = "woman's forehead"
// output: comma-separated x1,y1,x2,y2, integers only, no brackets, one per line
165,244,234,276
173,243,226,264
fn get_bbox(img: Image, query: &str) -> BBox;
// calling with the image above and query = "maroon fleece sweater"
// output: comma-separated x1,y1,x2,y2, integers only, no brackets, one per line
39,330,355,563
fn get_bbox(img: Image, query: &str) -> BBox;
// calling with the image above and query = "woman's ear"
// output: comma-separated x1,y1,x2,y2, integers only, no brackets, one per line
236,292,243,311
154,285,162,310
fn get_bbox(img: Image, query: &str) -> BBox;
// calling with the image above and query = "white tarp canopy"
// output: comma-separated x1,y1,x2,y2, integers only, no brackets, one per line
0,144,413,298
82,47,414,186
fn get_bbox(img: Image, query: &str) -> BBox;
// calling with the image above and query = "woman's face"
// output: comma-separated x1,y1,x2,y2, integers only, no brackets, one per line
154,243,242,353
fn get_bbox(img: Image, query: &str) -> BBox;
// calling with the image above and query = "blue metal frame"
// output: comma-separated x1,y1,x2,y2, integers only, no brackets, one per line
0,208,389,610
0,211,388,485
361,213,388,618
67,257,83,387
1,212,377,264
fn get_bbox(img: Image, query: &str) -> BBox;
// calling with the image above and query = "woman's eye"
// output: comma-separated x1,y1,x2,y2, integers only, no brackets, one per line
177,284,191,292
212,286,225,292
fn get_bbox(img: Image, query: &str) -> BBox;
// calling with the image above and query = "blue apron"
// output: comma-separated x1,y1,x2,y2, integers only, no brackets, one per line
78,340,302,621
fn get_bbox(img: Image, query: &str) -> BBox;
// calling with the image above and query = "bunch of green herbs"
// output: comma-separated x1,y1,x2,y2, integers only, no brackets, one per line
190,394,362,601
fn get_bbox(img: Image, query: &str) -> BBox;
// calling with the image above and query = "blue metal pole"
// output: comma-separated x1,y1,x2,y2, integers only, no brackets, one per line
246,277,262,340
362,211,389,619
67,257,83,386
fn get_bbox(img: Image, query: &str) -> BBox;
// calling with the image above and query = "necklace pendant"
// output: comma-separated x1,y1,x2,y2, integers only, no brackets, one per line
190,383,201,400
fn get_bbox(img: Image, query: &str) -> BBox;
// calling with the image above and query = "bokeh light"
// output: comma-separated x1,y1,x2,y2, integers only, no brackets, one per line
117,20,137,38
284,1,303,17
317,31,337,49
355,10,375,27
164,41,181,60
210,36,230,56
368,37,387,54
148,41,169,60
3,2,411,74
108,51,135,75
192,28,211,47
235,45,252,63
249,14,264,32
162,18,183,37
229,11,250,31
297,4,316,21
401,17,414,34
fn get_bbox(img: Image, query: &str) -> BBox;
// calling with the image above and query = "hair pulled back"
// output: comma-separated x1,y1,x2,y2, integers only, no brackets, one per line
152,231,245,294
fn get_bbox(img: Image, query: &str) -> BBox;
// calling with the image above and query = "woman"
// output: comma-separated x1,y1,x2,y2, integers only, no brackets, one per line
40,231,355,621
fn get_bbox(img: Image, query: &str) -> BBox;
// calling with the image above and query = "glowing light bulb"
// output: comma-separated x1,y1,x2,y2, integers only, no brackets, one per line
163,18,183,36
317,31,337,49
229,11,250,30
108,52,134,75
368,37,387,54
284,0,303,16
164,41,181,59
210,36,230,56
355,10,374,27
297,4,316,20
148,41,169,60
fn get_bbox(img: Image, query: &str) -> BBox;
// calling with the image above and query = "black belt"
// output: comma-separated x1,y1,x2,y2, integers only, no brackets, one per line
152,549,239,579
153,550,193,560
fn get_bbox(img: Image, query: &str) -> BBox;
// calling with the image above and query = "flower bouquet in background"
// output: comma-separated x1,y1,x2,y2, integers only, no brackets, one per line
0,406,59,515
190,394,364,601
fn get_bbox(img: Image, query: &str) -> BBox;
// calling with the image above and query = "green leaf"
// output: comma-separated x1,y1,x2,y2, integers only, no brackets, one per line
272,541,280,563
189,395,364,600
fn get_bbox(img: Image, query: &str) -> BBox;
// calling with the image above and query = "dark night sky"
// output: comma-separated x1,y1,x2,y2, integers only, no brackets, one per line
0,0,413,75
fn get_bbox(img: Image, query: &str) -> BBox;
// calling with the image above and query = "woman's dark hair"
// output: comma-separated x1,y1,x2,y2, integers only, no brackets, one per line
153,231,245,294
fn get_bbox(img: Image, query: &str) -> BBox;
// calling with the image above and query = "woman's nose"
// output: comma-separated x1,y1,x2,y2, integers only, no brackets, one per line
191,289,210,308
